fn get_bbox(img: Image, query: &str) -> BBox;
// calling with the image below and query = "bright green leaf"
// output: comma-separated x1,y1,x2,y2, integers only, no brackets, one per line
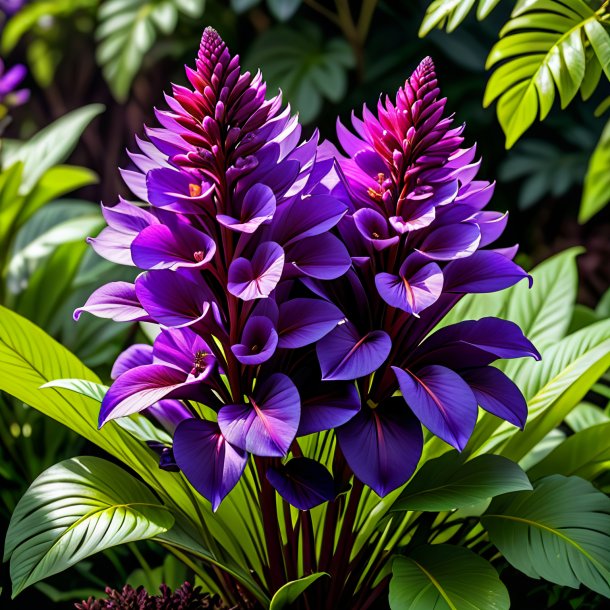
390,545,510,610
580,118,610,223
269,573,328,610
5,456,174,597
41,378,109,403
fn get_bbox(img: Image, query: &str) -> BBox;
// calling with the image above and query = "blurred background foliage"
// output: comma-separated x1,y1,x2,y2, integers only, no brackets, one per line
0,0,608,608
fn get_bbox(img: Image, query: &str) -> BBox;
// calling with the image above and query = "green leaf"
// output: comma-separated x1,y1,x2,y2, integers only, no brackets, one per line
484,0,607,147
565,402,610,432
5,456,174,597
482,475,610,596
231,0,260,11
267,0,301,21
389,545,510,610
528,423,610,481
96,0,205,101
41,378,109,403
246,25,354,123
1,106,104,193
0,306,269,605
391,452,532,512
269,573,328,610
419,0,503,36
580,118,610,223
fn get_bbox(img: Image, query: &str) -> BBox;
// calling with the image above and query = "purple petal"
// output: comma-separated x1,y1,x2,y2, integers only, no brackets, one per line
298,381,360,435
392,364,478,451
460,366,527,428
111,344,153,378
131,223,216,270
74,282,149,322
136,269,211,327
353,208,399,251
413,318,541,369
277,298,344,348
146,399,193,433
337,397,423,497
218,374,300,457
443,250,532,293
228,242,285,301
147,167,214,214
174,419,248,512
285,233,352,280
271,194,347,246
217,183,276,233
375,261,443,315
231,316,278,364
267,458,335,510
473,211,508,247
417,222,481,260
153,326,215,377
99,364,193,425
317,322,392,381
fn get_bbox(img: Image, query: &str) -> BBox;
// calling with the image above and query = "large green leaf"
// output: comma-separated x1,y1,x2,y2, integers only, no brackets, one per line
528,423,610,481
246,24,354,123
419,0,503,36
0,305,269,604
5,456,174,597
580,118,610,222
391,452,531,512
96,0,205,102
482,475,610,596
389,545,510,610
1,105,104,193
269,573,328,610
484,0,610,147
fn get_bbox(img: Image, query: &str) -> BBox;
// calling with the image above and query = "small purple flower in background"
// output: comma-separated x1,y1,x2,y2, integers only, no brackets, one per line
78,28,539,511
0,0,27,17
0,59,29,112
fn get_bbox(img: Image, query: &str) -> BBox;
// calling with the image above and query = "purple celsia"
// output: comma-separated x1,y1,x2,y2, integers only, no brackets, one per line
78,30,539,509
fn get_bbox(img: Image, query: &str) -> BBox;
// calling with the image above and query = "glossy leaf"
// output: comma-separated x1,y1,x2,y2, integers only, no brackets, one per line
419,0,502,36
484,0,609,147
5,456,174,597
482,475,610,597
269,573,329,610
390,545,510,610
391,451,532,512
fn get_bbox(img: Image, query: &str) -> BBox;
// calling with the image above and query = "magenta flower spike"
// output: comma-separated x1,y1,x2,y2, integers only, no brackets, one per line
313,57,540,496
77,27,356,511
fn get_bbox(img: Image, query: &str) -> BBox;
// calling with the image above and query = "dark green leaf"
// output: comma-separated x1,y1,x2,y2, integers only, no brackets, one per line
269,573,328,610
390,545,510,610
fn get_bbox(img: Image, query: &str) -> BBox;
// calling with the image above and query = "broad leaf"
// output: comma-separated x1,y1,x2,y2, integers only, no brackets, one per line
482,475,610,597
580,118,610,223
5,456,174,597
1,105,104,192
484,0,610,147
0,306,269,604
391,451,531,512
269,573,328,610
390,545,510,610
246,23,354,122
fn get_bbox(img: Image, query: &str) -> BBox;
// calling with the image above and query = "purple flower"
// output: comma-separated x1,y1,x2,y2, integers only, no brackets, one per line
313,57,540,496
77,28,352,511
0,59,29,110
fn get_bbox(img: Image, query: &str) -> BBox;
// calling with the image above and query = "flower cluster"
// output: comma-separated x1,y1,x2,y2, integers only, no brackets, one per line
77,28,539,511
